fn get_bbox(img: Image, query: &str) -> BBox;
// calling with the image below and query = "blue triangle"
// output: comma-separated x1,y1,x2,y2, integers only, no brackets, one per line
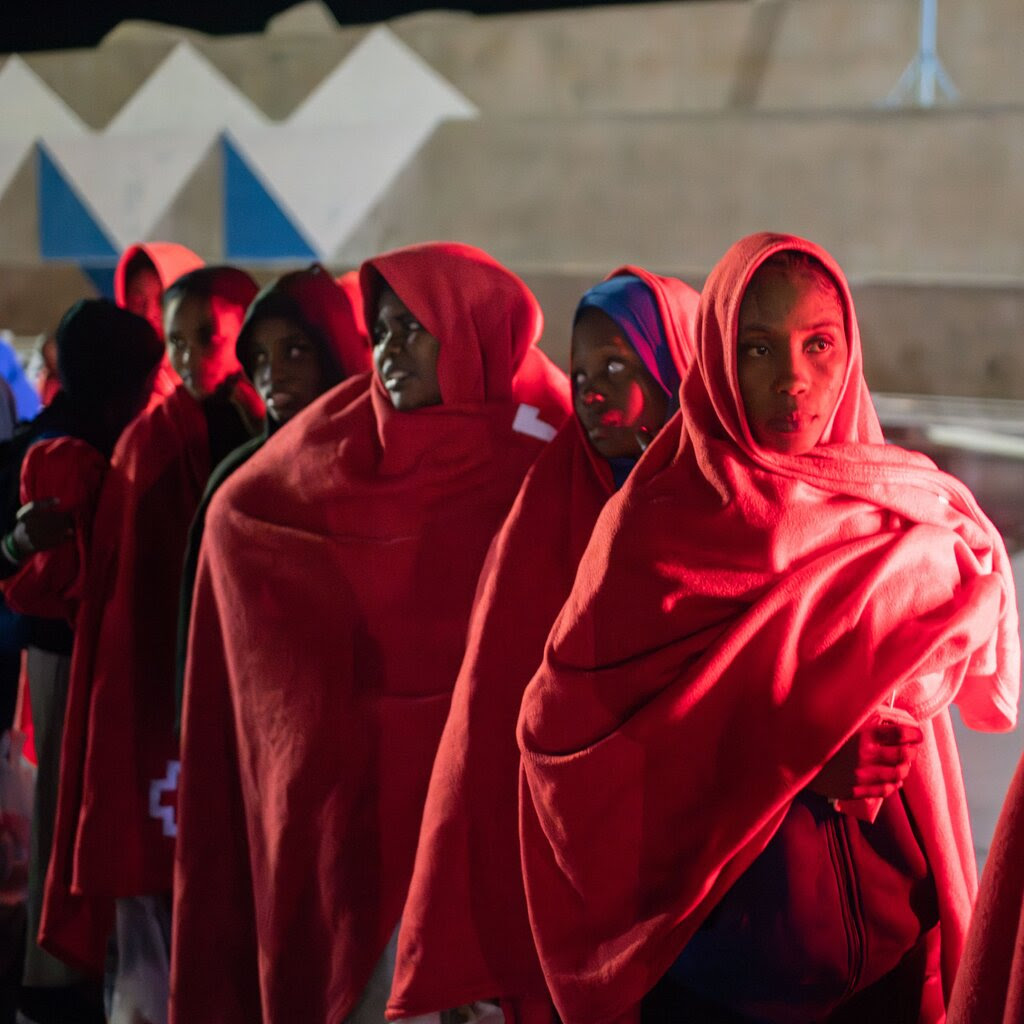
222,136,317,261
36,144,118,262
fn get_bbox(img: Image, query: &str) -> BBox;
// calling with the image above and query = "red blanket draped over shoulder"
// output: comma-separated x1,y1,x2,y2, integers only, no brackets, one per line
948,745,1024,1024
40,384,223,972
517,233,1020,1024
171,242,570,1024
389,268,699,1022
1,437,107,621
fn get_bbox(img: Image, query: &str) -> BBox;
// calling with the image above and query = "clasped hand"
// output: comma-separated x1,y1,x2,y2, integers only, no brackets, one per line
808,717,924,802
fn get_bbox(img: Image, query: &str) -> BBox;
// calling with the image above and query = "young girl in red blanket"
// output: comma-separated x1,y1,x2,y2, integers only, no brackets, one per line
41,267,261,1024
517,233,1020,1024
0,300,164,1024
173,264,373,726
388,268,699,1024
171,242,570,1024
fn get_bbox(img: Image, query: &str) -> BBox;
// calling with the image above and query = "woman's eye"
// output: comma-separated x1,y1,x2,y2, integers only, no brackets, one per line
405,319,422,333
807,336,832,353
253,350,268,365
607,359,625,374
288,345,307,359
742,343,769,357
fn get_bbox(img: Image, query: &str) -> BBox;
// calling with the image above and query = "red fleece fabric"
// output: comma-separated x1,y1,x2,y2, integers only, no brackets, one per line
114,241,204,398
517,233,1020,1024
41,272,258,973
171,242,570,1024
335,269,369,339
948,750,1024,1024
389,268,699,1022
39,386,214,971
1,437,108,621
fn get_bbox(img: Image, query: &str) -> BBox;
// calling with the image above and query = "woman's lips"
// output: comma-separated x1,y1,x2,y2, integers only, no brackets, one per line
267,390,297,410
381,366,412,391
766,411,813,434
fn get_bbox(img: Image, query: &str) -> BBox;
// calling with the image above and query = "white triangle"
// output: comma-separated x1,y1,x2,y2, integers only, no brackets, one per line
0,55,88,142
289,26,477,127
230,120,435,258
0,141,30,199
45,131,215,250
105,41,269,135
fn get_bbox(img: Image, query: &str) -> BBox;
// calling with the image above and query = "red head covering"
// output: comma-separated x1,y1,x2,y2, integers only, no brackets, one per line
171,242,566,1024
517,233,1019,1023
113,242,204,308
236,263,371,384
115,242,204,398
361,241,543,404
40,267,259,974
388,268,697,1022
336,269,369,339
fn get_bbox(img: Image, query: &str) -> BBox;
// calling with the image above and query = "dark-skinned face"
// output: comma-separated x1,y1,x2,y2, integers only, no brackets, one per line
372,287,441,411
248,315,327,424
571,307,668,459
736,265,848,456
125,267,163,339
164,292,242,400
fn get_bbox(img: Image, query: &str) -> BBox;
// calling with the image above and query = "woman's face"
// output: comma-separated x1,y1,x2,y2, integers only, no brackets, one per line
248,315,327,424
736,265,848,456
165,292,242,400
125,267,163,339
571,307,668,459
372,287,441,411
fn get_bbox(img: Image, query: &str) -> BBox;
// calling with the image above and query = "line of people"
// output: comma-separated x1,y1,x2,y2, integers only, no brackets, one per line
0,232,1019,1024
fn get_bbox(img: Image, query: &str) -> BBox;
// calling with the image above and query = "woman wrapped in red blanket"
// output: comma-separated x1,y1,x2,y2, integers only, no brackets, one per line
518,233,1019,1024
171,242,569,1024
40,267,261,1024
0,299,164,1024
389,268,699,1024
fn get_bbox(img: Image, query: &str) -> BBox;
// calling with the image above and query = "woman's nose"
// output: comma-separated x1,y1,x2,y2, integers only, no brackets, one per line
775,353,808,394
381,329,405,354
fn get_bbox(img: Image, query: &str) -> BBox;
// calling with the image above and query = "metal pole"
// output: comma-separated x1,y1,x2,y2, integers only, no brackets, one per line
883,0,959,108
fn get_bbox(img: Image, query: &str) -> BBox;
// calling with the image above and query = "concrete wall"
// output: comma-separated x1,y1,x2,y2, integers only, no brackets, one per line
338,108,1024,281
2,0,1024,400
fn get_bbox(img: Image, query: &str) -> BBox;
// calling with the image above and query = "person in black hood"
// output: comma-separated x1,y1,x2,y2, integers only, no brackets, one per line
0,299,162,1024
174,264,370,724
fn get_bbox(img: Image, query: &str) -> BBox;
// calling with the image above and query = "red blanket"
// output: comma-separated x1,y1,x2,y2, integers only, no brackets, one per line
389,267,698,1021
171,242,569,1024
1,437,108,622
517,233,1020,1024
948,749,1024,1023
39,383,231,972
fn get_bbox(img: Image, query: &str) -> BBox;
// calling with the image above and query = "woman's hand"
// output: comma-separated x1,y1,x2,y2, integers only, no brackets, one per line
11,498,74,556
808,718,924,802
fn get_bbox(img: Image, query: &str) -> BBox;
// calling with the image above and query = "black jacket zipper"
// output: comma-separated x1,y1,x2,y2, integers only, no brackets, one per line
825,812,867,999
